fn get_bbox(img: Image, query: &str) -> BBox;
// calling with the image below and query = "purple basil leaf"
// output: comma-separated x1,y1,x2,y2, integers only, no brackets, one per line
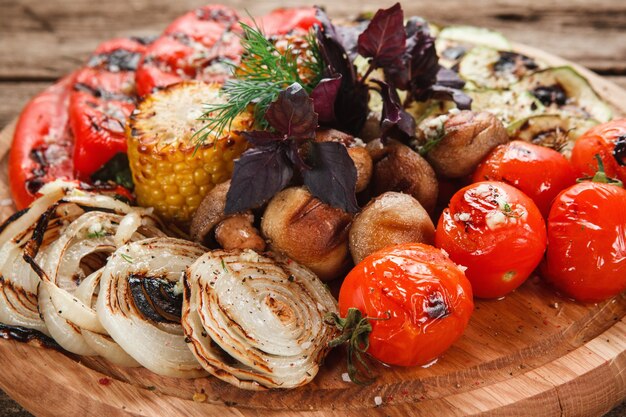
405,16,431,41
436,67,466,89
265,83,318,138
407,30,439,91
430,84,473,110
384,27,438,92
357,3,406,69
287,140,312,171
311,74,342,123
302,141,359,213
225,144,293,214
373,80,416,140
315,16,369,135
335,22,368,61
238,130,285,146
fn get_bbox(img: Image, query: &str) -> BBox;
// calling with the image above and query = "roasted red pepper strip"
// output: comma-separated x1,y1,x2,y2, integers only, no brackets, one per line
135,6,319,96
9,75,76,209
135,5,243,96
251,7,319,34
69,37,148,179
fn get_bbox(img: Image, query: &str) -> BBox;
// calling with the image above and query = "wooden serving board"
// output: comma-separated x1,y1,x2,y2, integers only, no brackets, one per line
0,44,625,417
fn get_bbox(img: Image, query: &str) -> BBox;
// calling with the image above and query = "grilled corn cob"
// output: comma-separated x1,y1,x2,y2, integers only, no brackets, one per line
127,81,253,224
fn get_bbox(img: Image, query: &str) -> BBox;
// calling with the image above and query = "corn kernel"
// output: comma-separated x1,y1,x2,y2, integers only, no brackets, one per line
126,82,253,224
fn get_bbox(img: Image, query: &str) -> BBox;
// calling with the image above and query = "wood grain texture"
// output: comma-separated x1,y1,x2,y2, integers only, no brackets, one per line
0,0,625,81
0,43,625,417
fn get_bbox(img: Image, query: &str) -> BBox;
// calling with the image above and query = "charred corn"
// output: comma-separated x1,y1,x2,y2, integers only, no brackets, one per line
127,81,253,223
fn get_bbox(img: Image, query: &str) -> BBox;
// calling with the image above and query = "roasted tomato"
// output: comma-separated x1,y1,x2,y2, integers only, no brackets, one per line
69,37,148,179
472,140,576,217
542,168,626,302
435,181,547,299
9,75,76,209
570,119,626,184
337,243,473,368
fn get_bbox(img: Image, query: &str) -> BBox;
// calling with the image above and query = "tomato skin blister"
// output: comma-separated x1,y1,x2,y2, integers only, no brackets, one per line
542,181,626,302
338,243,474,367
435,181,547,299
473,140,576,217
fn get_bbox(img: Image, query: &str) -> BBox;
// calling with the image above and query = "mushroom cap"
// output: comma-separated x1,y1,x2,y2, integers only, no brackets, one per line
368,139,439,213
261,187,352,281
426,111,509,178
349,192,435,264
189,180,230,244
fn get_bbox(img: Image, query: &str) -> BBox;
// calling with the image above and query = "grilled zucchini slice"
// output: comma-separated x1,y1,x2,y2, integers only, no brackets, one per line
458,47,542,90
508,114,598,158
467,89,544,127
436,26,512,68
517,66,612,123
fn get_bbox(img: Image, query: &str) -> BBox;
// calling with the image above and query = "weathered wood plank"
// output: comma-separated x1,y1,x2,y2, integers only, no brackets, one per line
0,0,625,80
0,82,51,129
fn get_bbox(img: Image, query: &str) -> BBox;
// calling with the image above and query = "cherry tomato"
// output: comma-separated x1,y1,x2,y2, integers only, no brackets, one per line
338,243,473,367
9,75,76,209
542,180,626,302
473,140,576,217
435,181,547,299
570,119,626,184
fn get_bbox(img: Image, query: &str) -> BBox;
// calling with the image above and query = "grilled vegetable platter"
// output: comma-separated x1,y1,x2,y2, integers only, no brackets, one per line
1,3,625,416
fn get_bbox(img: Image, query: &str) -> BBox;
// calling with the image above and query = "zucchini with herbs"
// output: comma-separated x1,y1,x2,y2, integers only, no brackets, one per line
467,89,544,127
517,66,612,123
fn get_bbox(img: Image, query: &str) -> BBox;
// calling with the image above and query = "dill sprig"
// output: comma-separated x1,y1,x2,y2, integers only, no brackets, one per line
194,22,324,146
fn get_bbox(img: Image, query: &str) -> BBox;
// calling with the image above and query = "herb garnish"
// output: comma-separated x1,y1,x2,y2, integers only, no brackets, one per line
225,83,358,214
86,230,107,239
314,3,471,140
197,4,472,214
325,308,391,384
120,253,134,264
194,23,324,146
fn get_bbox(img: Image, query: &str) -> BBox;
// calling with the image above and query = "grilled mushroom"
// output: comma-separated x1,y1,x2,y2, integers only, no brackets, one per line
315,129,373,192
420,110,509,178
368,139,439,213
190,180,265,252
349,192,435,264
261,187,352,281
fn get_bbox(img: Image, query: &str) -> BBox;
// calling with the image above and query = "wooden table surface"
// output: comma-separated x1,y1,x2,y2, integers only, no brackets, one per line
0,0,624,415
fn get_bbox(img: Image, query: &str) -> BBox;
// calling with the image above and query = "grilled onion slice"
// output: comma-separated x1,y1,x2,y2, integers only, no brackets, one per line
96,237,207,378
182,249,338,390
35,210,165,357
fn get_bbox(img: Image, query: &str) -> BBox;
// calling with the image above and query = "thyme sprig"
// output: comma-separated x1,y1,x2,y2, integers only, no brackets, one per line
194,23,324,146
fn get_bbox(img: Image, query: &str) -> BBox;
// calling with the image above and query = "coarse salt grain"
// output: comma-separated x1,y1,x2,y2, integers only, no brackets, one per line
341,373,351,382
374,396,383,406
